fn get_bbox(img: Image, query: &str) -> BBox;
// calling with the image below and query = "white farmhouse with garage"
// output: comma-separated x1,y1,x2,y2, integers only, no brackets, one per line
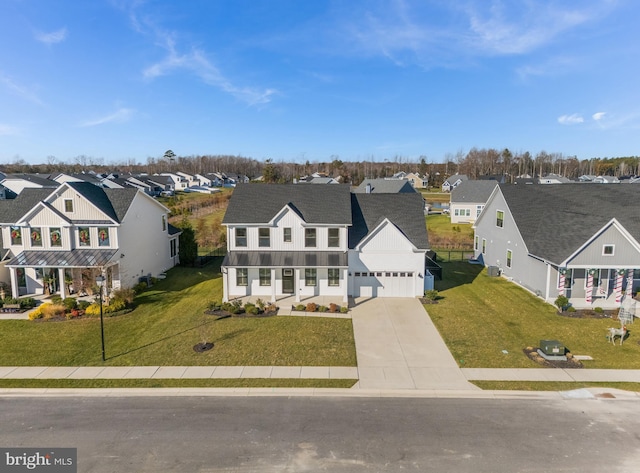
221,184,430,302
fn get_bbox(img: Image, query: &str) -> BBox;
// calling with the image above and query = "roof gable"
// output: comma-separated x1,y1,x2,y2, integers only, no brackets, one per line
500,183,640,263
349,193,428,249
223,184,352,225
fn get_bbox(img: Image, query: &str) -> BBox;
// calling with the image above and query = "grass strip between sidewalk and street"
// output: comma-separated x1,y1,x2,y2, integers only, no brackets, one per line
0,379,358,389
472,381,640,392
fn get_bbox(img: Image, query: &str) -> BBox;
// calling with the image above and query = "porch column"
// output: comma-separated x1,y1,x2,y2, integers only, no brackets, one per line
342,268,349,304
58,268,67,299
586,269,594,304
615,269,624,304
626,269,634,298
9,268,18,299
557,268,566,296
295,268,301,303
222,268,229,302
270,268,276,303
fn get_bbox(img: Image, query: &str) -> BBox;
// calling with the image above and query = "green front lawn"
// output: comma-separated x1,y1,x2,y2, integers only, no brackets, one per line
428,262,640,369
0,260,356,367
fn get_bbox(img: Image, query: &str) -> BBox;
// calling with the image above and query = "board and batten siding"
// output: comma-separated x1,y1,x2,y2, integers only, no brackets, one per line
117,192,174,287
52,186,111,221
566,224,640,267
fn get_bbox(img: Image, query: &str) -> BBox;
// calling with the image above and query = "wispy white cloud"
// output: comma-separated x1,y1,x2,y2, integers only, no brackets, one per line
124,3,276,106
0,123,20,136
79,107,134,127
340,0,616,67
592,111,606,121
558,113,584,125
35,27,68,45
0,71,44,105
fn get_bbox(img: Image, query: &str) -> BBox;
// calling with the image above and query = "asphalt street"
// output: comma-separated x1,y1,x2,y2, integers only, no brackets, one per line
1,396,639,472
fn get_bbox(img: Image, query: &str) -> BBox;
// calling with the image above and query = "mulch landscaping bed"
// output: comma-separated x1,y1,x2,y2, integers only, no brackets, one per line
523,347,584,369
204,309,278,318
556,309,617,319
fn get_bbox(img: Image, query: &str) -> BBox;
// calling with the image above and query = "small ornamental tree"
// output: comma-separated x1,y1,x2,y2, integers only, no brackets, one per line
177,216,198,266
554,295,569,312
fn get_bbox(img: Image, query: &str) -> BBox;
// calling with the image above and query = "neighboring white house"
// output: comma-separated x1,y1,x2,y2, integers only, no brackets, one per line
538,173,572,184
474,183,640,309
159,173,189,191
449,180,497,224
221,184,429,302
0,182,180,299
0,174,58,195
441,174,468,192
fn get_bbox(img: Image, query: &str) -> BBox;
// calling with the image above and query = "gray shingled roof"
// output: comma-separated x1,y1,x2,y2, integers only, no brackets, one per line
222,184,352,225
0,188,53,223
349,193,429,249
353,179,416,194
0,183,139,225
500,183,640,264
451,180,498,203
2,173,59,187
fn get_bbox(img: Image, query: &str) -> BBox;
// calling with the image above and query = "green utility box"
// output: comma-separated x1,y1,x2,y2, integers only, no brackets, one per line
539,340,565,356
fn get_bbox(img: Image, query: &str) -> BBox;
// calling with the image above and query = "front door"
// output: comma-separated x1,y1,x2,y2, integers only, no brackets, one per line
282,268,294,294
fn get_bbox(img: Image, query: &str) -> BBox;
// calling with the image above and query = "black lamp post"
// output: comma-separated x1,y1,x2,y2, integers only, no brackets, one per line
96,275,106,362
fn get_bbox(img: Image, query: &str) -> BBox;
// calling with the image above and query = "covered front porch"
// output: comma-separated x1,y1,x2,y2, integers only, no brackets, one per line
5,249,119,299
557,267,639,310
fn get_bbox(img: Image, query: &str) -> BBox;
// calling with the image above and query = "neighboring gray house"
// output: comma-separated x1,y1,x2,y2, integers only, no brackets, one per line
538,173,572,184
449,180,497,224
353,179,416,194
441,174,468,192
474,184,640,309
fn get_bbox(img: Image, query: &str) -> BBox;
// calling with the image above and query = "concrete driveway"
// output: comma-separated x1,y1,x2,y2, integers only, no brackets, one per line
351,298,478,390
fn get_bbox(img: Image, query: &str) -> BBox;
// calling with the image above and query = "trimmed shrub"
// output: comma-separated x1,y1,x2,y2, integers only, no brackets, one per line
19,297,36,309
294,304,305,311
306,302,317,312
84,303,101,316
132,282,147,294
245,304,259,315
105,299,127,314
594,307,604,314
112,288,135,305
567,306,576,312
318,305,327,312
208,300,222,311
424,290,439,301
339,306,349,313
50,295,63,305
29,306,44,320
63,298,78,311
77,300,91,310
554,295,569,311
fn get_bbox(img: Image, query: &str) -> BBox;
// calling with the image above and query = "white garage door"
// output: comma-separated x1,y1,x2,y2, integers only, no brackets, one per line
353,271,415,298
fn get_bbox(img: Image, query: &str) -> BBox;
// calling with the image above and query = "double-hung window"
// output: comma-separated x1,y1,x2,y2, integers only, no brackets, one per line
259,228,270,247
506,250,512,268
305,228,316,247
235,228,247,247
328,268,340,286
236,268,248,286
496,210,504,228
283,227,292,243
328,228,340,248
259,268,271,286
305,268,317,286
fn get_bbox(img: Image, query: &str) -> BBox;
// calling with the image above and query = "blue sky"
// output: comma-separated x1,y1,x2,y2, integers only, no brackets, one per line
1,0,639,165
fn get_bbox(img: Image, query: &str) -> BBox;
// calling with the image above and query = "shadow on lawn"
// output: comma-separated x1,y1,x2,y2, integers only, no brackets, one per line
435,262,484,292
107,316,247,361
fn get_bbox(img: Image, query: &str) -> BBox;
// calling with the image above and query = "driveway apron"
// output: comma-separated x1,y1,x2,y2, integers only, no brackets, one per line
351,298,478,390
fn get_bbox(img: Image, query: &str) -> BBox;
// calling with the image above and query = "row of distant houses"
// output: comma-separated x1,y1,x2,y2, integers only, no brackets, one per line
442,173,640,192
0,171,250,200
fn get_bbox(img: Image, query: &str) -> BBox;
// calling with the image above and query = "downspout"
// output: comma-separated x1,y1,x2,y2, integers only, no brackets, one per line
545,262,551,302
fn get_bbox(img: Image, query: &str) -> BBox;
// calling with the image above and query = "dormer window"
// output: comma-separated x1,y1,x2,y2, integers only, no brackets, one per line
64,199,73,213
603,244,615,256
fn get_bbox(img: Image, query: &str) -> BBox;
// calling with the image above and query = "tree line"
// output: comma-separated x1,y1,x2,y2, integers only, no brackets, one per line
3,149,639,187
